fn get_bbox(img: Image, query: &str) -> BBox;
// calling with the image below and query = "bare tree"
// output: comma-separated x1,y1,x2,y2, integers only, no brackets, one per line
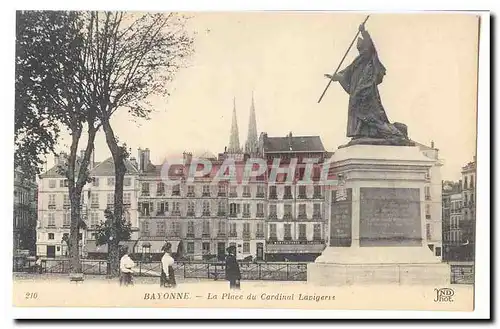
81,11,194,276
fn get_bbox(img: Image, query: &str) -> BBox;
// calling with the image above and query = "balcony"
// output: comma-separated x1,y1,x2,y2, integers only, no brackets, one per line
312,213,322,220
202,192,211,197
171,210,181,216
156,191,166,197
229,231,237,238
242,192,251,198
298,194,307,199
63,204,70,209
202,211,211,217
268,213,278,220
266,239,325,245
269,194,277,200
297,213,307,220
217,232,226,238
425,195,431,201
255,232,265,239
172,191,181,197
217,211,227,217
186,233,195,239
256,212,265,218
229,192,238,198
313,193,323,199
243,231,251,240
141,191,150,197
283,236,292,241
186,211,195,217
283,194,293,200
48,204,57,210
256,193,265,198
298,235,307,241
202,232,211,239
155,211,166,217
218,192,227,197
229,212,238,218
242,212,250,218
140,211,151,217
283,213,293,220
91,203,99,209
187,192,195,197
167,232,180,238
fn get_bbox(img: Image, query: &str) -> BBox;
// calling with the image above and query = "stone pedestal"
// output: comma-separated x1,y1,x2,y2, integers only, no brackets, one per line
308,144,450,286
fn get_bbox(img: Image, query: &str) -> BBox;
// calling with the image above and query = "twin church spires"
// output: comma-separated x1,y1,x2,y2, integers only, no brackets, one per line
227,93,259,155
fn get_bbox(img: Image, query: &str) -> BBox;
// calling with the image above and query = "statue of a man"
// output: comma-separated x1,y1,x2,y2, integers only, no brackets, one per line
325,23,409,144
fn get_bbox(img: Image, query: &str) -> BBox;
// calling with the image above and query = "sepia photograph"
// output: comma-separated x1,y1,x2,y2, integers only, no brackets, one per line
8,7,490,320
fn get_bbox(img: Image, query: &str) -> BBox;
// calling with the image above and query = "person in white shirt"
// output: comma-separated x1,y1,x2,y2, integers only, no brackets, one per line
119,247,135,286
161,243,176,288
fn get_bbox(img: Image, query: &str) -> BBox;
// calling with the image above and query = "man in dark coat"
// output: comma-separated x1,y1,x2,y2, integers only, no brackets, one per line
225,246,241,289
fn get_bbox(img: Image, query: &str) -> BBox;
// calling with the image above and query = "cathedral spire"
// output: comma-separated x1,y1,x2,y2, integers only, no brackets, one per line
245,91,259,155
228,97,241,153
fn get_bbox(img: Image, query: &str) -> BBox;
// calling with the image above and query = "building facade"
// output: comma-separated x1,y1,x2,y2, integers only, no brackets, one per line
460,157,476,260
13,168,37,254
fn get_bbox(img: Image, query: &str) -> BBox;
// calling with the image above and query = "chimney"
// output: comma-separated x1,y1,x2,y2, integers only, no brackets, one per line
288,131,293,148
130,157,138,169
183,152,193,165
138,148,144,172
144,148,151,169
431,140,435,149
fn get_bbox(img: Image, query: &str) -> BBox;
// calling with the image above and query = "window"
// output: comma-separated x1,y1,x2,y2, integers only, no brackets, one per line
63,194,70,206
269,186,277,198
229,203,240,216
107,193,114,205
470,176,474,189
63,212,70,227
243,186,251,197
218,184,226,195
425,204,431,219
49,180,56,188
218,221,226,234
203,221,210,235
187,201,195,215
284,186,292,199
202,185,210,196
203,201,210,216
187,221,194,235
256,223,264,236
243,242,250,253
229,223,237,236
171,222,180,236
464,176,468,190
269,224,277,238
243,222,250,234
435,247,442,257
284,224,292,240
172,185,180,196
92,177,99,187
299,224,307,239
141,183,150,196
48,233,54,240
107,177,115,186
156,221,166,236
156,182,165,196
124,177,132,186
218,201,226,214
187,185,195,196
425,186,431,200
269,204,277,218
243,204,250,217
123,193,131,205
187,242,195,254
172,202,180,214
91,193,99,207
90,212,99,228
257,203,264,217
284,204,292,219
48,194,56,207
313,203,321,216
313,185,322,197
157,202,168,215
313,224,321,240
202,242,210,254
48,213,56,227
257,185,265,197
230,186,237,197
299,204,306,218
299,186,306,198
141,221,149,235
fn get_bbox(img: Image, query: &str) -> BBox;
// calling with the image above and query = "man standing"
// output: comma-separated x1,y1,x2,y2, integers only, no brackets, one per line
225,246,241,290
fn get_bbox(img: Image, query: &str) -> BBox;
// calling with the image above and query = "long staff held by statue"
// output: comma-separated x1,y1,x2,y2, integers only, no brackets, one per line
317,15,370,104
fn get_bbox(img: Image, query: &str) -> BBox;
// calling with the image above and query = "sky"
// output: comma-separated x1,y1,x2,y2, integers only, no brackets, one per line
51,12,479,181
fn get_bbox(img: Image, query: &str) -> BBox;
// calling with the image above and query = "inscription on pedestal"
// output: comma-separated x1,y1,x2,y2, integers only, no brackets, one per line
359,188,421,247
330,188,352,247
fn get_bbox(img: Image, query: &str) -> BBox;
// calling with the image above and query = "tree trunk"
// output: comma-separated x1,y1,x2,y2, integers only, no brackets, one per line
102,119,127,277
69,187,82,273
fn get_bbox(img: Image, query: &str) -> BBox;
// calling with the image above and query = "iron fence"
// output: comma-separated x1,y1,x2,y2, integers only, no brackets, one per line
13,258,474,284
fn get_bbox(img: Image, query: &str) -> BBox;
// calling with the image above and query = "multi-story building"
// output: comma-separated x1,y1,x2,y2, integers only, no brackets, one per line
260,132,327,261
13,168,37,255
415,141,443,258
460,157,476,260
36,152,140,258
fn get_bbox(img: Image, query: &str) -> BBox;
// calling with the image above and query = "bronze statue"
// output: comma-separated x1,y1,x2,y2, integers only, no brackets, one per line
325,23,413,147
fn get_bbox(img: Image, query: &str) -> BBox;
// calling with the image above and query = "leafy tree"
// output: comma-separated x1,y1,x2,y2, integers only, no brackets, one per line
80,11,193,276
94,209,132,254
16,11,100,273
